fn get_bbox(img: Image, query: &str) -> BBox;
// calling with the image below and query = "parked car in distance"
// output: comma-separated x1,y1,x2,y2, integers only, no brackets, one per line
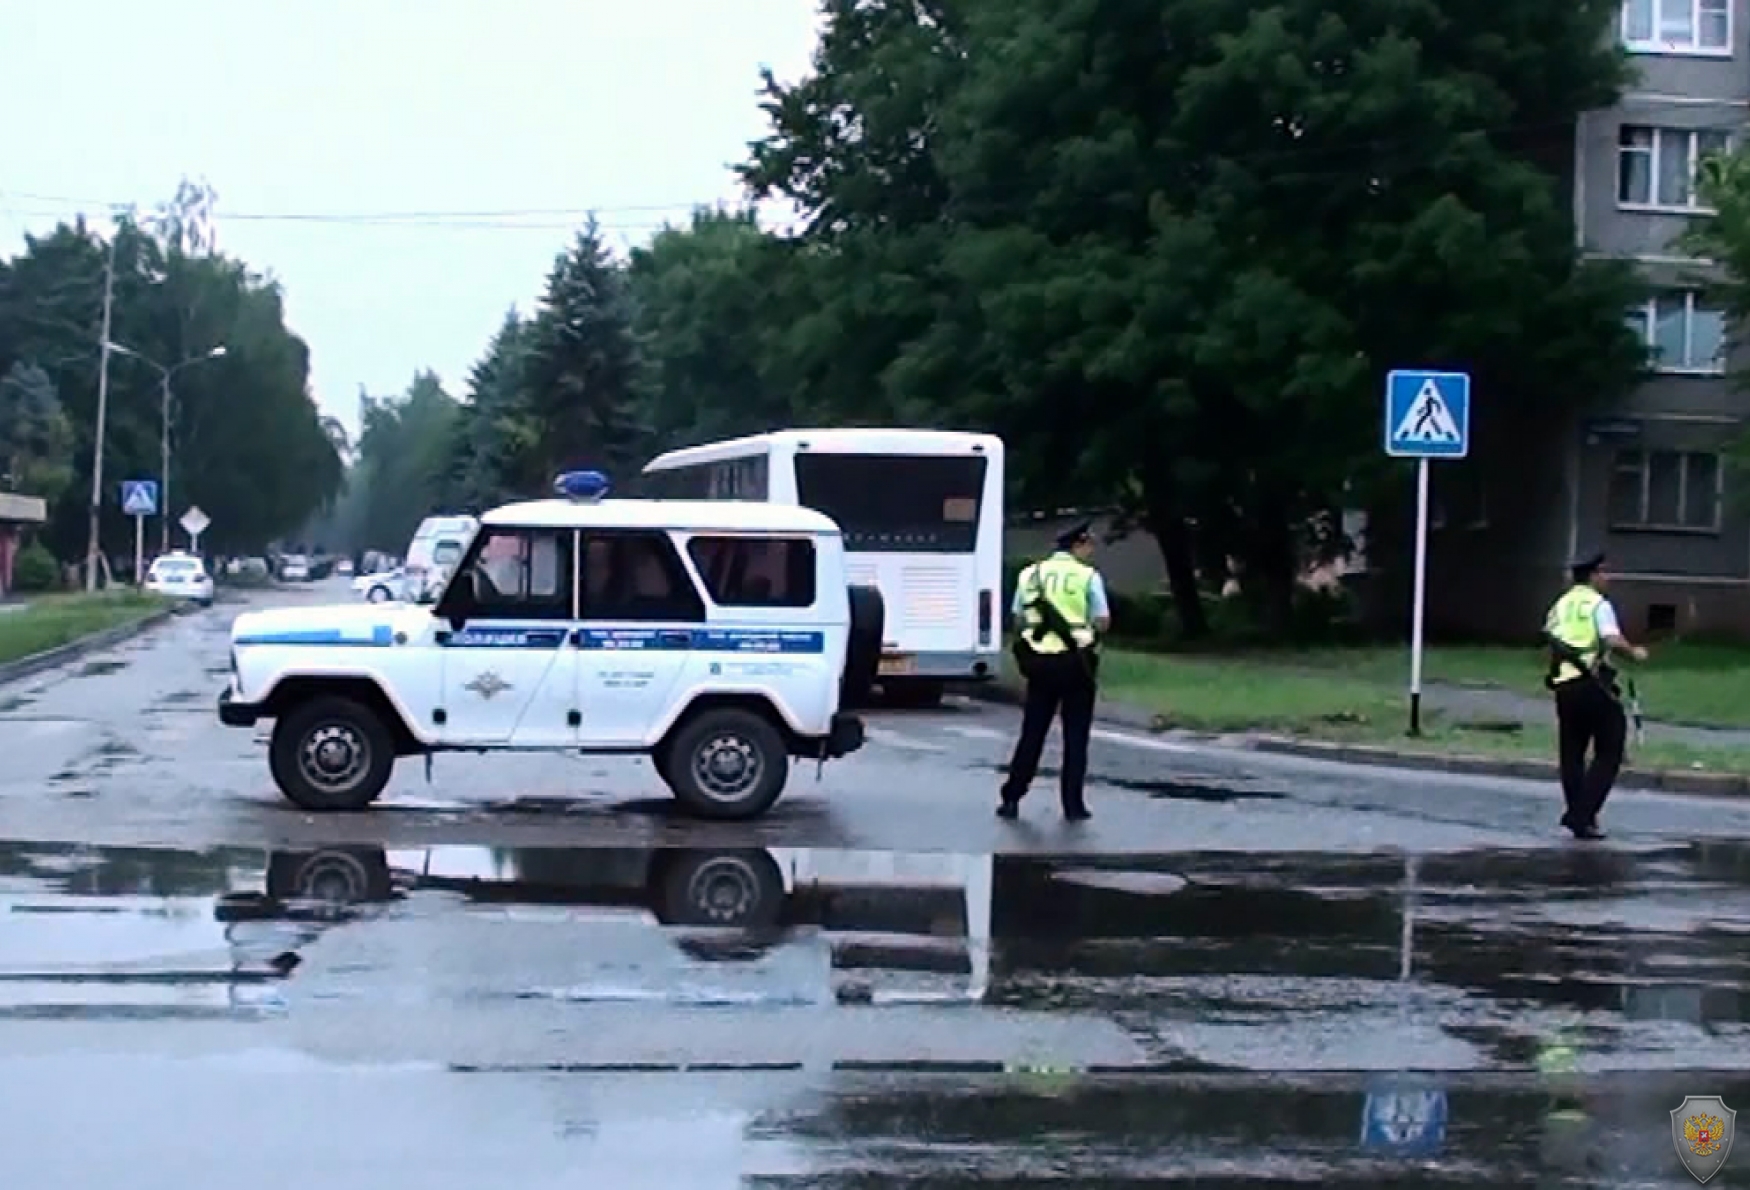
351,567,409,604
278,554,310,582
144,552,215,607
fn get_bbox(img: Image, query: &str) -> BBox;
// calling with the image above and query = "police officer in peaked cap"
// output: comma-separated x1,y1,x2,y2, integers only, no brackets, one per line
999,519,1111,822
1542,549,1648,840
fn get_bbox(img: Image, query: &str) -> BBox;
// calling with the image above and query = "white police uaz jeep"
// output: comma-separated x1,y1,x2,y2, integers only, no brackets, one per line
218,471,882,820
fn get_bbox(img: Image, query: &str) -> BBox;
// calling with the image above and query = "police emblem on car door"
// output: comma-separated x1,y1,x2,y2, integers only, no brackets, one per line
437,528,579,746
462,670,512,700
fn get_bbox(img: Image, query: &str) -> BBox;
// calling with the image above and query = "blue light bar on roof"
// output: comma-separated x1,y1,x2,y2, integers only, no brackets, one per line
554,470,611,501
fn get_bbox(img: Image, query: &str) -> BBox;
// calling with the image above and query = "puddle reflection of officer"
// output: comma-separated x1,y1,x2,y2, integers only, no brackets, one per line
999,522,1110,822
1543,550,1647,841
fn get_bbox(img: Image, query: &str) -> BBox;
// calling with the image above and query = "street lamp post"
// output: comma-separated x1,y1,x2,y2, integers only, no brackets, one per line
107,343,226,554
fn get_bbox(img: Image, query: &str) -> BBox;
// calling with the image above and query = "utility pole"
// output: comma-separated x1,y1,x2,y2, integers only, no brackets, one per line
84,233,119,592
160,373,172,555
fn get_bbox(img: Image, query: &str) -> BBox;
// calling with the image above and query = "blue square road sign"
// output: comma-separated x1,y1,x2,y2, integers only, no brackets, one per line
1385,370,1470,459
120,480,159,517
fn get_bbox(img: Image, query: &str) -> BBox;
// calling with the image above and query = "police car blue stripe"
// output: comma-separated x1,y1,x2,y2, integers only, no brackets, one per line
235,626,395,647
575,628,824,653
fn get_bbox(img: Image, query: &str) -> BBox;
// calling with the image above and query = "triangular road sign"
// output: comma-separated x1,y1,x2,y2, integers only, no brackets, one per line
1393,379,1462,444
121,483,156,516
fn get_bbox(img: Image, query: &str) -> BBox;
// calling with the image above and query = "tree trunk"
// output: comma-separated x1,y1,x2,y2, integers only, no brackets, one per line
1141,474,1207,639
1245,495,1298,639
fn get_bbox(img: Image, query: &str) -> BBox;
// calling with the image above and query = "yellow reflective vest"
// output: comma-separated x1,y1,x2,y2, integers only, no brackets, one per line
1017,552,1098,654
1544,584,1605,685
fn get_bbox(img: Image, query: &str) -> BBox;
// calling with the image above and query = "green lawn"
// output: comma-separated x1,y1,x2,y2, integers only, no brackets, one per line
1000,641,1750,775
0,592,170,667
1093,641,1750,730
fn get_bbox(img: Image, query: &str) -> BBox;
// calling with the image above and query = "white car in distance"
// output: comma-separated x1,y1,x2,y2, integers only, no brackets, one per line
144,553,215,607
352,568,411,604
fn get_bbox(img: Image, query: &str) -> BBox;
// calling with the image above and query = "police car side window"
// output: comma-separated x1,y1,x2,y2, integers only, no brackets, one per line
686,536,815,608
466,528,574,621
581,530,706,623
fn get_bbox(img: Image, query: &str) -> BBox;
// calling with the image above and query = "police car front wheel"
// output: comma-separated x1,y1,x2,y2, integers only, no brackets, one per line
662,709,789,820
269,696,395,812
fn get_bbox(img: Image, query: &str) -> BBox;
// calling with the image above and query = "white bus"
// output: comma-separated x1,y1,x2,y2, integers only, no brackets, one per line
640,429,1004,704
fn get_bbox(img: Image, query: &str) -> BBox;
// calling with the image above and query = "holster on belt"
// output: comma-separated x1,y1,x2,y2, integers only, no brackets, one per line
1543,634,1620,699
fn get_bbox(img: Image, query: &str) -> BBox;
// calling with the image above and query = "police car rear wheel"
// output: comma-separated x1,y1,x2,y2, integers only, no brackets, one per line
663,709,788,820
269,696,395,812
367,586,391,603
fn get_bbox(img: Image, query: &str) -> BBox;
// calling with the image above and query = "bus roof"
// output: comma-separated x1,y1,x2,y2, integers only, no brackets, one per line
643,428,1003,471
482,497,842,535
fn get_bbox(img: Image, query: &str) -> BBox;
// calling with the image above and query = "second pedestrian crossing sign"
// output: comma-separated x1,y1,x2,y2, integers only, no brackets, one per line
1385,370,1470,459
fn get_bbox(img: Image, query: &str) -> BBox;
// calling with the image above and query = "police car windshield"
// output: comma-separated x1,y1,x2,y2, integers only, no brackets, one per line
794,454,986,553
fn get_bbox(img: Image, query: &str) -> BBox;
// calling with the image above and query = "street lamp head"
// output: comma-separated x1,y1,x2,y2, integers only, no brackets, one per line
206,346,227,359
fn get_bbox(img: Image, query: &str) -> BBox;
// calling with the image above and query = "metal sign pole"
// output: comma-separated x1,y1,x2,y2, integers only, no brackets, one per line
1408,458,1430,737
133,514,144,587
1383,369,1471,742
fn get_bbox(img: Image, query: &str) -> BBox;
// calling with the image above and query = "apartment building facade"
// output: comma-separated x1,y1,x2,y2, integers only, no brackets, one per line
1567,0,1750,637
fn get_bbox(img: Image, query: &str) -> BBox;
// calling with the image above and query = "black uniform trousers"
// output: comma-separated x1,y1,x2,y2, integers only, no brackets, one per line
1553,676,1626,827
1001,650,1097,813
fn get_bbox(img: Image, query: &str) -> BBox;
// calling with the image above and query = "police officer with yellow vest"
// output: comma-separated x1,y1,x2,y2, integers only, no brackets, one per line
999,522,1111,821
1543,550,1647,840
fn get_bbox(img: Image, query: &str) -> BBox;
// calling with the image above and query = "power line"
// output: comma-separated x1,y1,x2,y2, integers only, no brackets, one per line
4,98,1747,234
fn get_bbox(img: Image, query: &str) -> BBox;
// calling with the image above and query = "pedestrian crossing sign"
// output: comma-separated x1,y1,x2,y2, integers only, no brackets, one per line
1385,370,1470,459
120,479,158,517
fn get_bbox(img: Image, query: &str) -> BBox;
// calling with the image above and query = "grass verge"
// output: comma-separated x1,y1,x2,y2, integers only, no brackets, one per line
1000,645,1750,776
1255,641,1750,730
0,591,170,667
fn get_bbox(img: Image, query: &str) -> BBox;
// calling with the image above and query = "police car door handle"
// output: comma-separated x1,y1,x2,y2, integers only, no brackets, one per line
658,630,691,648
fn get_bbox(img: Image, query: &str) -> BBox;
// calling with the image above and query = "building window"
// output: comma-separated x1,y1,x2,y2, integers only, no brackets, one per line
1625,292,1727,373
1617,126,1732,208
1622,0,1730,53
686,536,817,607
1608,449,1723,531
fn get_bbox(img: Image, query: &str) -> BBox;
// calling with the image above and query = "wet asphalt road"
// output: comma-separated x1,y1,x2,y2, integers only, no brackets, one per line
3,580,1750,853
3,582,1750,1185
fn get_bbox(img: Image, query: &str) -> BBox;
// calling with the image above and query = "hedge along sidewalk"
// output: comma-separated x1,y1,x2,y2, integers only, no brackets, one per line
978,646,1750,798
0,591,176,682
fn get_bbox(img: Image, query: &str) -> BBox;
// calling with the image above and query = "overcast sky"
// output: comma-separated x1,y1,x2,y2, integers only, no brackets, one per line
0,0,819,438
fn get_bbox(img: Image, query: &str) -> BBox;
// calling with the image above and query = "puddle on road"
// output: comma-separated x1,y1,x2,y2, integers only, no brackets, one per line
75,659,128,678
2,838,1750,1075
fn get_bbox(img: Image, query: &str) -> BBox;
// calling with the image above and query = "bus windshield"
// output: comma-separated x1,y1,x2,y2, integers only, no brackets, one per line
793,453,987,553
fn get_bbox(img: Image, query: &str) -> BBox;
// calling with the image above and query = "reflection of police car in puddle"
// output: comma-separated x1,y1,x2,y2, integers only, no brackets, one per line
218,470,883,820
215,846,992,1006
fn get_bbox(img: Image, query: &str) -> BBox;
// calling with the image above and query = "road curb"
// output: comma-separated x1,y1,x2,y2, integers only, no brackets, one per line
1244,736,1750,798
0,604,181,690
963,680,1750,798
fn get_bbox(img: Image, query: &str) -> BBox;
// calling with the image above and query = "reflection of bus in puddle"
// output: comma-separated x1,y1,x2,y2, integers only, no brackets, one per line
217,846,992,1007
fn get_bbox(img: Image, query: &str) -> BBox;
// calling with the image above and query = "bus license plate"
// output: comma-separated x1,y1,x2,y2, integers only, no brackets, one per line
878,655,916,676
